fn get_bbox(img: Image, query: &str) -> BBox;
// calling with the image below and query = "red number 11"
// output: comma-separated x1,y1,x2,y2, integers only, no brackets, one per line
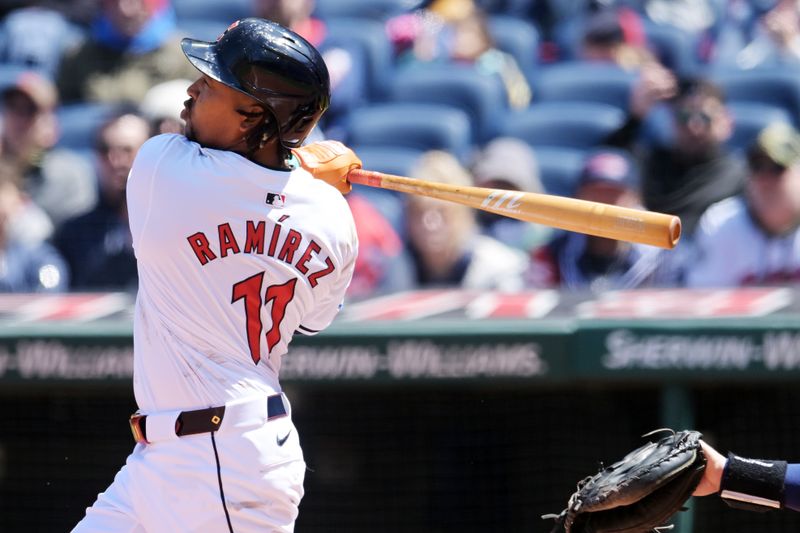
231,272,297,364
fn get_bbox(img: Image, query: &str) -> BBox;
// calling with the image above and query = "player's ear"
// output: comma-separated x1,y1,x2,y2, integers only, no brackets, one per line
236,105,265,132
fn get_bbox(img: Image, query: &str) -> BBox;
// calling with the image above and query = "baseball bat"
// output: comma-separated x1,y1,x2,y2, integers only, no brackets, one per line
348,169,681,249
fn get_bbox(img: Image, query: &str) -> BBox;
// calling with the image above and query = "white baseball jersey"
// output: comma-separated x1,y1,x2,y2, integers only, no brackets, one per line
688,195,800,287
127,134,357,412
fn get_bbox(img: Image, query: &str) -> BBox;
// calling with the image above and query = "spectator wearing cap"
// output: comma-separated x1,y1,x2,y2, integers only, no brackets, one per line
530,149,678,291
55,0,198,104
579,7,655,70
687,123,800,287
470,137,551,252
0,70,96,228
140,78,191,136
54,110,150,291
605,77,746,238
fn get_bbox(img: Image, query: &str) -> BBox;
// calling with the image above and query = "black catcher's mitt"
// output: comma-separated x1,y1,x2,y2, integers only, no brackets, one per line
544,429,706,533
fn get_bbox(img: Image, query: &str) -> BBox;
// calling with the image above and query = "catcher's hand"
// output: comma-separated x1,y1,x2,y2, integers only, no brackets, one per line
292,140,361,194
544,429,707,533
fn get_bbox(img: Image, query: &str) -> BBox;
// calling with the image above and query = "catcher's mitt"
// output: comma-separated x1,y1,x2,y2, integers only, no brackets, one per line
544,429,706,533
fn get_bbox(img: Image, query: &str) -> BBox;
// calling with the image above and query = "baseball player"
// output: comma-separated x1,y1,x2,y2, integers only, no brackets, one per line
694,439,800,513
72,18,359,532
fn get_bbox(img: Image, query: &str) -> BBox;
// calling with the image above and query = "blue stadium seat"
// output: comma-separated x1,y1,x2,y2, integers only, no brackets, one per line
177,19,228,41
727,102,794,151
532,147,586,197
531,62,636,110
172,0,250,24
390,65,508,142
344,103,473,160
325,17,395,99
348,145,423,236
488,15,539,82
643,20,699,78
352,145,424,177
56,102,118,151
0,63,27,91
711,68,800,127
500,102,625,150
314,0,422,20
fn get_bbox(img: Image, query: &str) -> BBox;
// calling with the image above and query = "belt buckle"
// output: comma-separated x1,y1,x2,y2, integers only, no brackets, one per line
129,412,148,444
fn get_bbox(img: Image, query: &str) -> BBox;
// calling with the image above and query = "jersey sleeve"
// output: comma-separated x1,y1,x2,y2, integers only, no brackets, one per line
298,225,358,335
784,464,800,512
126,134,177,252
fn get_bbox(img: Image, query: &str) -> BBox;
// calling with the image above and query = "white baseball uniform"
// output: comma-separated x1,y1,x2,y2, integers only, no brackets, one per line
688,195,800,287
73,133,358,532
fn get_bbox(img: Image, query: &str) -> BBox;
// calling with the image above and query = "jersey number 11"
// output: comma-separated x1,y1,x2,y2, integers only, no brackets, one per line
232,272,297,365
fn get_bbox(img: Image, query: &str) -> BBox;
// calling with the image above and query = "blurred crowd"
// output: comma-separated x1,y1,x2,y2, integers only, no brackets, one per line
0,0,800,298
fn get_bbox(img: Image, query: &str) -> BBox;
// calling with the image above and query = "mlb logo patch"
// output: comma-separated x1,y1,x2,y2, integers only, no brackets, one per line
266,192,286,208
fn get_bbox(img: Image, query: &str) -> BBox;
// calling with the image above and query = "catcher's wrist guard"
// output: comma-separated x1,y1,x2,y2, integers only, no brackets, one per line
720,453,787,512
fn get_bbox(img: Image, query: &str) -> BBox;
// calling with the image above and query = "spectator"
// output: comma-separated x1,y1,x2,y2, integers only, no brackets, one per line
388,0,531,108
0,70,96,226
140,78,191,135
687,122,800,287
469,137,551,252
56,0,198,104
404,150,528,290
530,149,678,291
606,77,746,237
716,0,800,69
579,6,655,70
346,193,414,299
0,161,68,292
54,110,150,291
0,4,84,77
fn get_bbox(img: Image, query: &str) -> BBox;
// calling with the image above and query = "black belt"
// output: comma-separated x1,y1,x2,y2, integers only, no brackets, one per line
130,394,287,444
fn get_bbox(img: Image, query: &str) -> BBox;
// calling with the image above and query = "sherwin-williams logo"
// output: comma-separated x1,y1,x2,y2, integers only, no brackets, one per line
266,192,286,208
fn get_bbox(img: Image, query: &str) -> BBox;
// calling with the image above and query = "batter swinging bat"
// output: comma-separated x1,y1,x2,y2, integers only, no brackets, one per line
347,169,681,250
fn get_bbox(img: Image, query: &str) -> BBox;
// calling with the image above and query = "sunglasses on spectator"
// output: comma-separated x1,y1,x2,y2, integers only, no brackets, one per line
3,93,39,118
676,109,713,126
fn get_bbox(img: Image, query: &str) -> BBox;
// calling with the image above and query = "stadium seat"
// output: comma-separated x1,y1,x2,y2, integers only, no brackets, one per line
0,63,27,91
531,62,636,110
643,20,699,78
344,103,473,160
487,15,539,83
711,68,800,127
56,102,118,151
390,64,508,142
532,146,586,197
325,17,395,99
172,0,250,24
348,145,423,236
500,101,625,150
727,102,795,151
177,18,228,41
314,0,422,20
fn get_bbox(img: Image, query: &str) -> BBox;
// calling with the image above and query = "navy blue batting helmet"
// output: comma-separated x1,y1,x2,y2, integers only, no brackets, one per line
181,18,330,150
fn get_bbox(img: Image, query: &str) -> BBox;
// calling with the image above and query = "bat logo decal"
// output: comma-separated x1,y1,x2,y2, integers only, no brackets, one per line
481,191,525,211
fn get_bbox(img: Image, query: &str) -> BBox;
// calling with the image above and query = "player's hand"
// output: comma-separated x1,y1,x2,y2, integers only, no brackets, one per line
292,140,361,194
693,439,727,496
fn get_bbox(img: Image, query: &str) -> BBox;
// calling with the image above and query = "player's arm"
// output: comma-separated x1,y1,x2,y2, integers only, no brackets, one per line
292,140,362,194
694,439,800,512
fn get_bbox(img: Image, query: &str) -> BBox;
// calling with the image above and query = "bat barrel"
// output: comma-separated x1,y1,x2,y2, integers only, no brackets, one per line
347,169,681,249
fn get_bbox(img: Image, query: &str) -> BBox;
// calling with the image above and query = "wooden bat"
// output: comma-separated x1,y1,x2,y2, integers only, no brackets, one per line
348,169,681,250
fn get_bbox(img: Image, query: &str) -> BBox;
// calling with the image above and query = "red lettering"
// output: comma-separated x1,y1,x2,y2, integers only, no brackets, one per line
218,223,241,258
278,229,302,264
295,240,321,274
244,221,265,254
187,232,217,265
268,223,282,257
308,257,335,287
